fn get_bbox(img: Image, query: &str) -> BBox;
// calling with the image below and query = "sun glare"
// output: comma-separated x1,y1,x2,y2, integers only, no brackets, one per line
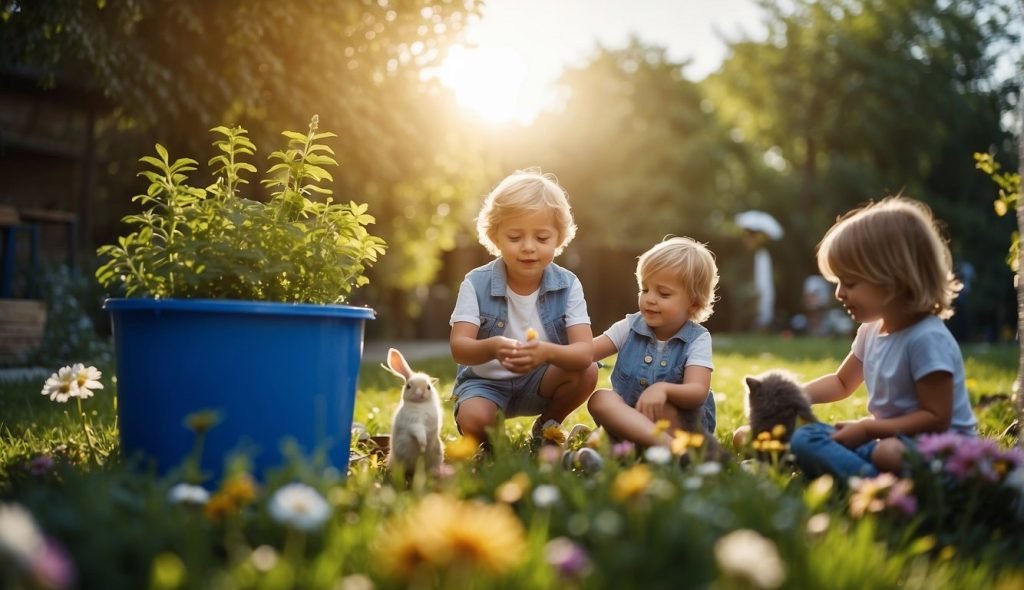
433,45,533,124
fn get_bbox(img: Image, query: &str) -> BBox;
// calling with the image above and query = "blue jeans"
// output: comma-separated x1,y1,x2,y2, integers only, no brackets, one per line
789,422,880,481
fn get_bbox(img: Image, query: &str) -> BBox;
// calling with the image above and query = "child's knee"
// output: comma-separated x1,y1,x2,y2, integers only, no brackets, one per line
872,438,906,473
587,389,617,418
455,399,498,439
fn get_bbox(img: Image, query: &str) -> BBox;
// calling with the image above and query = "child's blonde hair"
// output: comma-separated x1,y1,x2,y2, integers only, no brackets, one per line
636,237,719,323
816,196,961,319
475,169,577,257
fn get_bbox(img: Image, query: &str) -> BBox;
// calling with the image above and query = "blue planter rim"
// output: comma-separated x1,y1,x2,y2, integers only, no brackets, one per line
103,297,376,320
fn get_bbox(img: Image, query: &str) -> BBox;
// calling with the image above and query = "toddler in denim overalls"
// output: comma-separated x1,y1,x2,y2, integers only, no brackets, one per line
590,237,719,448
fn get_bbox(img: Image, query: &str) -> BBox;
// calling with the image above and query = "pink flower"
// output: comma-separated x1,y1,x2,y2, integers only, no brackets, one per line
611,441,636,459
29,538,76,590
885,479,917,517
545,537,591,579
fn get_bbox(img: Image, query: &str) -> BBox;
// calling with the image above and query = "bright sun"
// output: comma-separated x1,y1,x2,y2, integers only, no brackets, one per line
433,45,534,124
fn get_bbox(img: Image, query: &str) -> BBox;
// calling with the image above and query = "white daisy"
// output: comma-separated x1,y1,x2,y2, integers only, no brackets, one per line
0,502,44,567
167,483,210,506
268,483,331,532
532,484,561,508
714,529,786,589
643,445,673,465
69,364,103,399
40,367,79,403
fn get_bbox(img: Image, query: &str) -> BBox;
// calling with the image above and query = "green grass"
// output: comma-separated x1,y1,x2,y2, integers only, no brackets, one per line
1,336,1022,590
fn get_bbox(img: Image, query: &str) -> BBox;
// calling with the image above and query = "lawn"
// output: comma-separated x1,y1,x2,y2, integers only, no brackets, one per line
1,335,1022,589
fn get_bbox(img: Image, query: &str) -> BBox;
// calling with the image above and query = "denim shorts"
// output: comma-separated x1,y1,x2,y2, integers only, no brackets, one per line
452,365,551,419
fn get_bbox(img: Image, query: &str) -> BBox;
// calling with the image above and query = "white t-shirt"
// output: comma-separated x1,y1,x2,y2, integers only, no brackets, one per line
450,277,590,379
601,317,714,371
853,316,977,435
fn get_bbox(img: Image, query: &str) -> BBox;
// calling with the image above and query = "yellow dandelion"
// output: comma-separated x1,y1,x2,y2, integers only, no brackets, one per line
689,432,705,448
756,431,771,441
184,409,222,435
651,419,671,436
375,494,526,581
939,545,956,560
525,327,539,341
671,430,691,455
222,472,258,506
771,424,787,439
203,492,236,521
445,435,480,462
612,465,653,502
495,472,531,504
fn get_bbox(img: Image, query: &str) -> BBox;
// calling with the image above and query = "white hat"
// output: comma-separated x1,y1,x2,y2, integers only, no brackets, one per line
735,210,784,240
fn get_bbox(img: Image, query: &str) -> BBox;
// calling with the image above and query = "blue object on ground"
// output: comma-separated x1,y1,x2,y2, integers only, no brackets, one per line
105,298,375,479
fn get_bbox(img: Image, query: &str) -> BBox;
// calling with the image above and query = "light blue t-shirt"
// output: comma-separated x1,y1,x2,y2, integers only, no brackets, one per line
853,316,977,435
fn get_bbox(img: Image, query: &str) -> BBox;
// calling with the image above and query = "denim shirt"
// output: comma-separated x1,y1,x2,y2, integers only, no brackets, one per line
455,259,575,380
610,313,717,433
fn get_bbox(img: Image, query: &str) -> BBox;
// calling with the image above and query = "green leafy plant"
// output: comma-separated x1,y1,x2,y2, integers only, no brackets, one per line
96,116,386,303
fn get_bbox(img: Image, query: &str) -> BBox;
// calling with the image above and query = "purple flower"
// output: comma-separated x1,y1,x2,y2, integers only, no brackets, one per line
545,537,591,579
611,441,636,459
885,479,918,517
29,538,76,590
916,432,963,459
29,455,55,477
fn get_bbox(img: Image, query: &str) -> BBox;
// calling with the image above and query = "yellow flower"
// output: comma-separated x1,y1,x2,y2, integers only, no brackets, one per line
222,473,258,506
445,436,480,462
376,494,526,581
203,492,236,521
542,424,566,445
771,424,787,439
495,472,531,504
651,419,671,436
670,430,706,455
184,409,222,435
848,473,897,518
611,465,653,502
525,328,539,341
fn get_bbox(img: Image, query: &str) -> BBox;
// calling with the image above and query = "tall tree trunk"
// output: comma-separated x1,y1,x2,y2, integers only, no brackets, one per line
1017,0,1024,447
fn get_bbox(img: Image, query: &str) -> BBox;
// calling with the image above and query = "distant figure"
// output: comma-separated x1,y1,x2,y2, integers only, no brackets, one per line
792,274,854,337
735,211,784,331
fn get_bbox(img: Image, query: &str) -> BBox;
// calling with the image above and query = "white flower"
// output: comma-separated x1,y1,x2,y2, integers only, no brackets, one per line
40,367,78,403
644,446,673,465
0,502,44,566
69,364,103,399
714,529,786,589
268,483,330,532
168,483,210,506
532,484,561,508
696,462,722,477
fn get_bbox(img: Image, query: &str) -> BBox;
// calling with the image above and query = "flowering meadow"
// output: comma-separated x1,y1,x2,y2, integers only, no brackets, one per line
2,336,1024,589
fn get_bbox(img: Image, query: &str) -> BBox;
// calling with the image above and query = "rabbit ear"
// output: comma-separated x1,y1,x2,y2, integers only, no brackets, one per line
744,376,761,394
384,348,413,380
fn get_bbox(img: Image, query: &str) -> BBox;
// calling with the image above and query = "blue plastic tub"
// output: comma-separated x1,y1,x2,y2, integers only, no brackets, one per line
104,298,374,478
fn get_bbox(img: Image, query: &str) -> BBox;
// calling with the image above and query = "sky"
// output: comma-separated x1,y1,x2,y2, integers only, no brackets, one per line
433,0,767,124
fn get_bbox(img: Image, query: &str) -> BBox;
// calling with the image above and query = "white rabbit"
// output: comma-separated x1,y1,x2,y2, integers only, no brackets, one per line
381,348,443,474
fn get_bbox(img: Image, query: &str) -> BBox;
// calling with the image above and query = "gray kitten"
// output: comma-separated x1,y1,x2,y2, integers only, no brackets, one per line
744,370,818,443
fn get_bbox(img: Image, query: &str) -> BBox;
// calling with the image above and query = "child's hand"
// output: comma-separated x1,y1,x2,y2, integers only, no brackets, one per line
503,339,546,374
831,419,871,448
493,337,523,371
636,383,670,422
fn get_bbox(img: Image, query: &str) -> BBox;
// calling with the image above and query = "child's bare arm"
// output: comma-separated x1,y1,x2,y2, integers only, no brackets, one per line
804,352,864,404
836,371,953,447
450,322,518,366
501,324,594,373
592,334,617,362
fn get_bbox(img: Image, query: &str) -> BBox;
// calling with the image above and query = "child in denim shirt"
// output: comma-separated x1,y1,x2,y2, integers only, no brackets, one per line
590,237,719,447
450,170,597,442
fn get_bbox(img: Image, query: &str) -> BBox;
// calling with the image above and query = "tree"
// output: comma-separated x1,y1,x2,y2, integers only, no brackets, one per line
1,0,485,334
708,0,1018,331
